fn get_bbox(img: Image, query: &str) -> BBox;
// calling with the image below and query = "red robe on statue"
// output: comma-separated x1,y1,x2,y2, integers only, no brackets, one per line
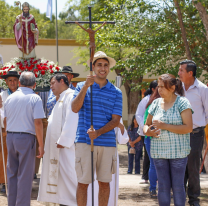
13,14,38,55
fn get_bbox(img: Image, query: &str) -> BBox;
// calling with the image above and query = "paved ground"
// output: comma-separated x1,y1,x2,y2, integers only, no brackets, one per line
0,145,208,205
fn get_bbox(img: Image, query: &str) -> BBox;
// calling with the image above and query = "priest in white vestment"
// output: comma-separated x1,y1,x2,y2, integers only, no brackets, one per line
38,74,78,206
87,120,129,206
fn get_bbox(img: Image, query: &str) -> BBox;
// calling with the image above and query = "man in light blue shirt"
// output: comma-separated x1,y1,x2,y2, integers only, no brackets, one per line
46,66,79,115
4,71,45,206
178,60,208,206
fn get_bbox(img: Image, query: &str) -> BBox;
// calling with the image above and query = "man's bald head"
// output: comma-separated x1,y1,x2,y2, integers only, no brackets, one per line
19,71,36,87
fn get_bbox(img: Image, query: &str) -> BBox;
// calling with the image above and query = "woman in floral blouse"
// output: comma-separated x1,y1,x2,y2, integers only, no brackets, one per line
143,74,193,206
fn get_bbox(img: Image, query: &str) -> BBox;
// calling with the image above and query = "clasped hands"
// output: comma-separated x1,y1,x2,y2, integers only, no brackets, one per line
148,120,165,138
129,141,135,148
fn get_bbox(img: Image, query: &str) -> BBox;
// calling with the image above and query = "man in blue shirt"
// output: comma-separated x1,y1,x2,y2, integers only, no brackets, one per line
72,51,122,206
47,66,79,115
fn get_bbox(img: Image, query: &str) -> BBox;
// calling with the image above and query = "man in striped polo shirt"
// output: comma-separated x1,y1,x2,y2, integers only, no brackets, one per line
72,51,123,206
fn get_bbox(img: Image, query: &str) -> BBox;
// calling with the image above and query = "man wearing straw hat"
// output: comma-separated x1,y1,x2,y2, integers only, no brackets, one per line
0,71,20,193
72,51,123,206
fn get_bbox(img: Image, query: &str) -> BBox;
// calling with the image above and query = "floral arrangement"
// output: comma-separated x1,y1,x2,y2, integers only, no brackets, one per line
0,57,61,89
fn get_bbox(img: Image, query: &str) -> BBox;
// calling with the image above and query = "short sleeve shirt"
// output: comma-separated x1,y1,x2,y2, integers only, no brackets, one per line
148,96,192,159
73,80,123,147
4,87,45,135
127,126,143,151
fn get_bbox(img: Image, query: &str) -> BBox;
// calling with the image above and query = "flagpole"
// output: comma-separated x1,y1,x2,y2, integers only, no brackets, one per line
55,0,59,63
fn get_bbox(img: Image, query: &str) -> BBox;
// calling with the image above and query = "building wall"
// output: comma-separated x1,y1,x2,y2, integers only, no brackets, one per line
0,39,131,124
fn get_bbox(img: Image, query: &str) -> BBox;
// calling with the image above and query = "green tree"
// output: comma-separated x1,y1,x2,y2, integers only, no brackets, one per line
64,0,208,122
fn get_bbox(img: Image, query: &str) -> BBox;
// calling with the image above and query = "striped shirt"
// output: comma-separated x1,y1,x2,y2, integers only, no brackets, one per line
73,80,122,147
149,96,192,159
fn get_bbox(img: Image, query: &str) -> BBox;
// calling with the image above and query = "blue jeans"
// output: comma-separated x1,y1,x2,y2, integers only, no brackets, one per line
144,137,157,191
128,147,142,174
153,157,188,206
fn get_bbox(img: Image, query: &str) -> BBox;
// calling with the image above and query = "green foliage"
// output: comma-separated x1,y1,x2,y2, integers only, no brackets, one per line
66,0,208,89
0,0,77,39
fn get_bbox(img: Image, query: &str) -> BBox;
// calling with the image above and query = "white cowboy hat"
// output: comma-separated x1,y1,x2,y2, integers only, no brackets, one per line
87,51,116,69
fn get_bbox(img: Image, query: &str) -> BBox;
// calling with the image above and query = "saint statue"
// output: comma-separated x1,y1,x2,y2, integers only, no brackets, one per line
13,2,39,59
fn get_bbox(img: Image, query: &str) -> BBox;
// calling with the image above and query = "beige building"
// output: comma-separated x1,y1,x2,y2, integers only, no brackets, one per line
1,38,149,125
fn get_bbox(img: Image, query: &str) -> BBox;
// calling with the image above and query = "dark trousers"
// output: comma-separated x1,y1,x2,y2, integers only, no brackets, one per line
6,133,36,206
154,157,188,206
128,147,142,174
141,136,150,180
184,129,204,205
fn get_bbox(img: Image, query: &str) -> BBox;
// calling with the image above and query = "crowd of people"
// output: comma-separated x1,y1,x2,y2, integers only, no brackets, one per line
133,60,208,206
0,51,207,206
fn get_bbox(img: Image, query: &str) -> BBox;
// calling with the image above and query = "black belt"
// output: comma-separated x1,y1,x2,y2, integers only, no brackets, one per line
191,127,205,134
7,131,34,136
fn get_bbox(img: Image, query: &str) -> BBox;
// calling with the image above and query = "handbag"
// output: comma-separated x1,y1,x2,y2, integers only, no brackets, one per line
129,147,136,154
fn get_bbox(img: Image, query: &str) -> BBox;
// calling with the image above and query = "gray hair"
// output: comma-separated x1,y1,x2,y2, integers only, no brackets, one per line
20,71,36,86
22,2,30,10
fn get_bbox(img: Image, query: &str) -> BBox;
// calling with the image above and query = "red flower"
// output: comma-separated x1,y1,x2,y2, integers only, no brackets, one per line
41,70,45,75
44,63,47,66
35,73,38,78
37,65,42,70
33,60,38,64
34,69,38,73
11,65,15,68
50,70,54,74
3,72,6,75
25,66,32,71
56,67,59,71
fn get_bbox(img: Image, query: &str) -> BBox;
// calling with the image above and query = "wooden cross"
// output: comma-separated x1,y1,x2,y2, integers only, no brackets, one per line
65,6,115,206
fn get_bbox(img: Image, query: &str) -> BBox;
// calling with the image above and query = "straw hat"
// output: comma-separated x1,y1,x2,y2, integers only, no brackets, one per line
87,51,116,69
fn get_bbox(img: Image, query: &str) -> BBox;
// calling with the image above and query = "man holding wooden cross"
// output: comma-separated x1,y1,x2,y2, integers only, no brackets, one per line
72,51,123,206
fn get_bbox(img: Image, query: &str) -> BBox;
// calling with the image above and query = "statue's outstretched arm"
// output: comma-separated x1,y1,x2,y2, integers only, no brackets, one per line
94,21,106,32
75,21,88,32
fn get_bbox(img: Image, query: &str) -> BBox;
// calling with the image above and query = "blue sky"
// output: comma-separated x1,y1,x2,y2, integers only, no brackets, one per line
5,0,68,15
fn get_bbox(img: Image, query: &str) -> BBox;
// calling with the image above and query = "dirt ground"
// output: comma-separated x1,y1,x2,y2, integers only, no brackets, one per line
0,144,208,206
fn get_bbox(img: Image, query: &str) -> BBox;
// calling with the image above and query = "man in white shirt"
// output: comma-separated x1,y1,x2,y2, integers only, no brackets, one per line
178,60,208,206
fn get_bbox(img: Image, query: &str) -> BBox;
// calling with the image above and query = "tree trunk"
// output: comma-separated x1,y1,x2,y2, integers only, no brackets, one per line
123,82,141,126
174,0,192,60
115,69,142,125
192,0,208,41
